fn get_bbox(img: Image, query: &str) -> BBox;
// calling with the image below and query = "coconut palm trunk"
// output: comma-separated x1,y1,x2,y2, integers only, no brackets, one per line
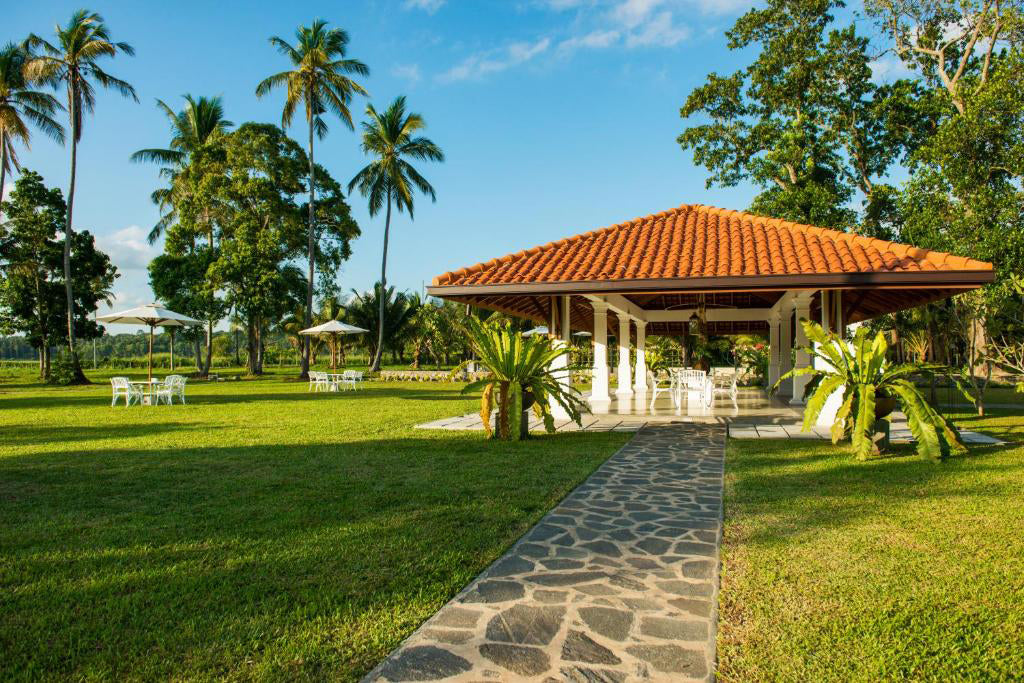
372,189,392,372
63,84,80,376
0,137,7,214
303,112,315,379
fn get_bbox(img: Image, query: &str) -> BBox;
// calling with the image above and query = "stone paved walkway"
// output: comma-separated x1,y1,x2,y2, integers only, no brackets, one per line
363,424,724,683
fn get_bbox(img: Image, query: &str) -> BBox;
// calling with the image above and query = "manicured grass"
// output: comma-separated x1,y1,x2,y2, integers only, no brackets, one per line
719,411,1024,682
0,369,629,680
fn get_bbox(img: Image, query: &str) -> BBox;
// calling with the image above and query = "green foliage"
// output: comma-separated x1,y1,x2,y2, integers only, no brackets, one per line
456,317,586,441
345,284,418,364
0,171,116,376
678,0,915,229
776,319,970,460
0,41,64,182
46,349,77,385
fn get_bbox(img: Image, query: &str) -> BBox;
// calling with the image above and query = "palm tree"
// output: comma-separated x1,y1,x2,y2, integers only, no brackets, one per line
130,94,232,244
255,19,368,380
349,96,444,372
0,42,64,216
26,10,136,378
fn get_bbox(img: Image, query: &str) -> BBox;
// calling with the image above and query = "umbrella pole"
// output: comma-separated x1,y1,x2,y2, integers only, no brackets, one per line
148,324,154,383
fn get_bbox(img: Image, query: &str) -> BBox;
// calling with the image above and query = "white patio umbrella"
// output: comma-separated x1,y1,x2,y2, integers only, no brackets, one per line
97,303,203,381
299,320,368,369
522,326,549,337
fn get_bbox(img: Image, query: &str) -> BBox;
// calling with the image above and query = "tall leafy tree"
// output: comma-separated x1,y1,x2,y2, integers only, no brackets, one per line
26,10,136,380
205,123,357,375
349,96,444,371
130,94,233,243
0,170,116,378
0,42,64,214
255,19,368,379
132,95,233,375
678,0,921,231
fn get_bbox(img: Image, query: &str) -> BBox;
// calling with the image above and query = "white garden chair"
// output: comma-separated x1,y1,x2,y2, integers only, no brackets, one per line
711,369,739,408
110,377,142,407
161,375,187,404
648,371,677,408
673,369,707,404
340,370,358,391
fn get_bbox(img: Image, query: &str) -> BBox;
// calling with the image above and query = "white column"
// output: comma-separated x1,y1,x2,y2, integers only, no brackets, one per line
767,312,781,389
550,295,572,418
590,301,610,404
616,313,633,397
633,320,648,392
790,295,812,405
779,302,793,396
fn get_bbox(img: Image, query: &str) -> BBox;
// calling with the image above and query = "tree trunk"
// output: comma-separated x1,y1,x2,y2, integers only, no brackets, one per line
63,84,86,383
301,115,315,380
372,190,392,372
194,337,203,372
203,321,213,376
0,136,7,221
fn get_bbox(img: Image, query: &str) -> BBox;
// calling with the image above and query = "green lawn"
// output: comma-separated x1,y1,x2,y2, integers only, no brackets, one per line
719,411,1024,682
0,369,629,681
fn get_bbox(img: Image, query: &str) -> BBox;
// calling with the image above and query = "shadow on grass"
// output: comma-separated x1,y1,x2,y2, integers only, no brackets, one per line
0,431,626,679
726,436,1023,547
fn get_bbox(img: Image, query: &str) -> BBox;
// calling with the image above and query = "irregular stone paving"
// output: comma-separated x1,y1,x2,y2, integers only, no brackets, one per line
363,424,724,683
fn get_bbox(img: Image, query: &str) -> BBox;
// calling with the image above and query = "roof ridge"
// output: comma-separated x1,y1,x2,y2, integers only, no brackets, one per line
431,202,992,286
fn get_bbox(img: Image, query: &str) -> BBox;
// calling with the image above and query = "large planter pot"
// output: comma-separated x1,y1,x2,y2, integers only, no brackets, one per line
875,393,898,420
493,387,536,439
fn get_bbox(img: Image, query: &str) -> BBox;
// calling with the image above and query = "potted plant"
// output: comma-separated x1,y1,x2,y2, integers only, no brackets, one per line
775,320,971,460
454,318,587,440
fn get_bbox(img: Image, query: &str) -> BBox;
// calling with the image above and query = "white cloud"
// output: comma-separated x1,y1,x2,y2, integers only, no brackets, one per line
682,0,752,15
625,9,690,46
403,0,445,13
96,225,160,271
558,29,621,53
869,55,914,82
391,63,422,84
611,0,665,29
439,38,552,82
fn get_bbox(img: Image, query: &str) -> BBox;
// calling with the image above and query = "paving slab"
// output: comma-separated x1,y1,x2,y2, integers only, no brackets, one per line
364,424,725,683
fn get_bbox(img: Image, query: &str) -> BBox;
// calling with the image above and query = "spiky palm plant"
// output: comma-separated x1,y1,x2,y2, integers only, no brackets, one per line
777,320,970,461
0,42,64,213
256,19,368,379
26,10,136,378
349,96,444,372
455,317,586,441
130,94,233,244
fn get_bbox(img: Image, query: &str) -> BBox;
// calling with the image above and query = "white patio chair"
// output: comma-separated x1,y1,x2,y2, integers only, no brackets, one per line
110,377,142,407
676,369,707,403
349,370,364,388
154,380,174,406
308,371,319,392
340,370,358,391
648,371,676,408
162,375,187,404
712,369,739,408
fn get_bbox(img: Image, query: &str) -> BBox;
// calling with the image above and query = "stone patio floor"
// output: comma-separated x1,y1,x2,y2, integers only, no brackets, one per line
415,413,1003,445
363,424,724,682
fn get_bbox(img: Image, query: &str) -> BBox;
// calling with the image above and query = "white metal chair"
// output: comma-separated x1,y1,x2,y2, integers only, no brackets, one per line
648,371,676,408
110,377,142,407
711,369,739,408
340,370,358,391
161,375,187,404
310,371,331,392
674,369,707,404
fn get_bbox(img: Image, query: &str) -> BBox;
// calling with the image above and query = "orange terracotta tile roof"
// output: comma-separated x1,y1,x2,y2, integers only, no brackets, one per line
432,204,993,288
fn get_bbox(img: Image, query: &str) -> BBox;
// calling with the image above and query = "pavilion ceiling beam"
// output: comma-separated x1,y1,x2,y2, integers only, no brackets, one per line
645,308,773,323
584,294,648,322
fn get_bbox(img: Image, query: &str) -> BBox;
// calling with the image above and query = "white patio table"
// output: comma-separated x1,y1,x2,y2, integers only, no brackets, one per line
130,379,162,406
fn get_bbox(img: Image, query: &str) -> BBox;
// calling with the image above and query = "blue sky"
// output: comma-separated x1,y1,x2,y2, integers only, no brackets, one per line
6,0,898,324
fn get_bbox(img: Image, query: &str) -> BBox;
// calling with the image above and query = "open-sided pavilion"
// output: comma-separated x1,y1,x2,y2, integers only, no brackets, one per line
427,204,993,416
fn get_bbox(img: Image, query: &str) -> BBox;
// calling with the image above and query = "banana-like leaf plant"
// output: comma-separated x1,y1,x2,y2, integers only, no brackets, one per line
453,317,586,440
775,320,971,461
